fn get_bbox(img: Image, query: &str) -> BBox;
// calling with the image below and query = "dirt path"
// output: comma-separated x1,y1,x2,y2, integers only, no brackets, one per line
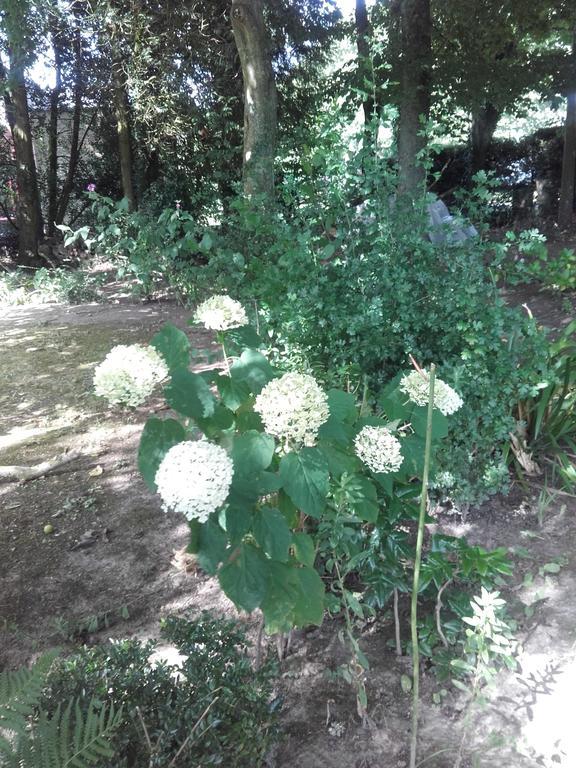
1,295,576,768
0,299,229,667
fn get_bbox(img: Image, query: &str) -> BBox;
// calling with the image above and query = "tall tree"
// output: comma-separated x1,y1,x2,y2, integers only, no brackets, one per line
355,0,375,147
231,0,278,200
558,25,576,228
396,0,432,195
0,0,44,263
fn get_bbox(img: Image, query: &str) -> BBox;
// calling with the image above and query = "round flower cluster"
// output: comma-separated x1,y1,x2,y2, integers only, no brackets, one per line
354,426,403,474
254,372,330,447
154,440,234,522
93,344,168,407
194,295,248,331
399,371,463,416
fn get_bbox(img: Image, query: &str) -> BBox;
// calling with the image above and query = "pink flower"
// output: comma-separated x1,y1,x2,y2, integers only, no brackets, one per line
86,183,96,192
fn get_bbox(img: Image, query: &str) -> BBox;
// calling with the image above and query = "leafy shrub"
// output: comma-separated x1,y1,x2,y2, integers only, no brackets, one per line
494,228,576,291
512,319,576,489
42,614,277,768
0,267,103,306
0,651,121,768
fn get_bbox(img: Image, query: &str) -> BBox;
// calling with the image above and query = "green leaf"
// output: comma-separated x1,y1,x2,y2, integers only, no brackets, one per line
411,405,449,440
223,324,262,350
253,507,292,562
187,519,201,553
326,389,357,422
231,431,275,475
542,562,561,574
293,567,325,626
230,349,276,394
216,376,251,411
318,441,361,478
164,369,215,420
279,448,329,518
261,562,324,632
150,323,190,372
219,543,269,612
223,504,253,544
344,475,380,522
138,418,186,490
292,532,316,568
400,674,412,693
197,518,228,574
197,403,234,434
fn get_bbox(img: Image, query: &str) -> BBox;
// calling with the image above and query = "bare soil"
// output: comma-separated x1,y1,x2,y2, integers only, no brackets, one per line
1,287,576,768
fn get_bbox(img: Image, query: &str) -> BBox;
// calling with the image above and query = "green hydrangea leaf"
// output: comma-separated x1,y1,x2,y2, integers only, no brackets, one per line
150,323,190,372
231,431,275,475
230,349,276,394
253,507,292,562
197,518,228,575
279,448,329,518
138,417,186,490
164,369,215,420
216,376,251,412
292,532,316,568
219,543,269,612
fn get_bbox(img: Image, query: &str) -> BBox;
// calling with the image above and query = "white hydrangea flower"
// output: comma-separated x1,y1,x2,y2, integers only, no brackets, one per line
254,372,329,447
94,344,168,407
354,426,403,474
155,440,234,522
399,370,463,416
194,295,248,331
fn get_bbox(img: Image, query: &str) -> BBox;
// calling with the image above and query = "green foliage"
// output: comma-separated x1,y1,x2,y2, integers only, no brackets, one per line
513,319,576,489
41,614,277,768
0,268,104,306
494,229,576,291
0,651,121,768
137,310,466,634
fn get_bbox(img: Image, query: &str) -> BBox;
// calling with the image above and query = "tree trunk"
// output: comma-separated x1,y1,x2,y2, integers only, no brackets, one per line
47,24,64,236
397,0,432,197
355,0,375,145
559,28,576,229
231,0,277,201
56,19,84,225
112,55,137,211
7,51,44,265
470,103,500,176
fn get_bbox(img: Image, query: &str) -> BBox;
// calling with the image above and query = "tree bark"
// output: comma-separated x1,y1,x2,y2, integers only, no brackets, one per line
47,23,64,236
470,102,500,176
56,19,84,225
231,0,277,201
355,0,375,145
7,50,44,264
112,54,137,211
397,0,432,197
558,28,576,229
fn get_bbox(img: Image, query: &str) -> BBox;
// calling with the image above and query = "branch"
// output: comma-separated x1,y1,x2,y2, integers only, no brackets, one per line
0,449,84,482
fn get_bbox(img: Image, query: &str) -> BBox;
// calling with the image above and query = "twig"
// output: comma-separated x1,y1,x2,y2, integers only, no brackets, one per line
409,364,436,768
435,579,452,649
135,706,153,762
0,449,83,482
254,611,265,670
393,588,402,656
167,692,220,767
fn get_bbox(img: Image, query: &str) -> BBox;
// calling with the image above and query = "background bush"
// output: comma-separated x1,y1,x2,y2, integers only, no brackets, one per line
41,613,277,768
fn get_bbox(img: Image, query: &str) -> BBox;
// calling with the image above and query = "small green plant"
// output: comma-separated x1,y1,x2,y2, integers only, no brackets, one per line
0,268,103,306
42,614,277,768
0,651,122,768
513,320,576,489
450,588,518,768
494,229,576,291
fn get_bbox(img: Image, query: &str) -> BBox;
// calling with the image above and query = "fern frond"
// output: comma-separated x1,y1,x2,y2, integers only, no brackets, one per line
0,650,60,748
20,698,123,768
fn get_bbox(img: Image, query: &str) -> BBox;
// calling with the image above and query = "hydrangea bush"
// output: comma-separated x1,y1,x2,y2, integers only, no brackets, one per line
91,300,469,634
93,344,168,407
